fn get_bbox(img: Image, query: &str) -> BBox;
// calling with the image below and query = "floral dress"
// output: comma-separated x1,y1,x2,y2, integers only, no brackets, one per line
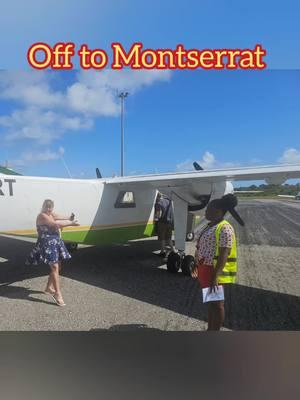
26,224,71,266
196,223,234,266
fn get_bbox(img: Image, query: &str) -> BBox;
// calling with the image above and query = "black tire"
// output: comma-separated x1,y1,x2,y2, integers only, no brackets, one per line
186,232,194,241
167,252,181,273
65,242,78,252
181,255,195,276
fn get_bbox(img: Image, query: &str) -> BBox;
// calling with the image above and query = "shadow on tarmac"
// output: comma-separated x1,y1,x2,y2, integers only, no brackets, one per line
225,284,300,330
0,236,49,284
0,283,56,306
1,235,299,330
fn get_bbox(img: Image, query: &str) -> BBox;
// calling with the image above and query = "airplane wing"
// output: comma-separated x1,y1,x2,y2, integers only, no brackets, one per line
103,164,300,187
102,164,300,251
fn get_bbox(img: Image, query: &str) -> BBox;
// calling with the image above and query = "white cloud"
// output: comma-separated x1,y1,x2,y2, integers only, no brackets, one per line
278,148,300,164
0,69,171,148
66,82,119,116
200,151,216,169
66,69,171,116
77,69,171,92
0,71,64,108
12,147,66,166
0,107,93,144
176,159,194,172
0,69,171,118
176,151,240,172
177,148,300,173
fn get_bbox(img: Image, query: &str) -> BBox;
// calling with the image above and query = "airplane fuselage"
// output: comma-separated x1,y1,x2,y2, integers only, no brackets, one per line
0,174,235,247
0,175,159,245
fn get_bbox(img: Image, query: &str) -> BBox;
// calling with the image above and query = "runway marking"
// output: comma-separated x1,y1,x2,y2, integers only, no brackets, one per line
0,234,36,243
0,257,8,263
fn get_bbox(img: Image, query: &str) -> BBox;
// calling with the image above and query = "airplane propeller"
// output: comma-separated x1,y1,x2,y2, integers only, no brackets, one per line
193,162,203,171
96,168,102,179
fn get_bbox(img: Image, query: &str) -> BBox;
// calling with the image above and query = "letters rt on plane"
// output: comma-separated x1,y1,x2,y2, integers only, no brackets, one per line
0,179,16,196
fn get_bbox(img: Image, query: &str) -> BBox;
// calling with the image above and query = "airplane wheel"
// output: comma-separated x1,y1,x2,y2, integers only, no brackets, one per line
186,232,194,241
65,242,78,252
167,252,181,273
181,255,195,276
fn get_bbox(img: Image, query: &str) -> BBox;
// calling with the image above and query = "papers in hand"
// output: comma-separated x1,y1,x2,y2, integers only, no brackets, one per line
202,285,224,303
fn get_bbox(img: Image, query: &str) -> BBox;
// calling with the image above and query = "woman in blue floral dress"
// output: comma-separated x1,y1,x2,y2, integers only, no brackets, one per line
27,199,79,306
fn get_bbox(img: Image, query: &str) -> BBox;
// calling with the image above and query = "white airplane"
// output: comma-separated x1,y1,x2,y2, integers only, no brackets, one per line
1,164,300,275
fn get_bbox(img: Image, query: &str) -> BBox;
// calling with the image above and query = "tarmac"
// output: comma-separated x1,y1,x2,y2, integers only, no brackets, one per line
0,199,299,331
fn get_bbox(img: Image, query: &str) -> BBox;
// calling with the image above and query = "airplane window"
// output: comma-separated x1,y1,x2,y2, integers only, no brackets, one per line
115,191,136,208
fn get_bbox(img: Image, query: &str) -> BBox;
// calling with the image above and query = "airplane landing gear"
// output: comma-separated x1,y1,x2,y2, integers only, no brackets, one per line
65,242,78,252
186,232,194,241
167,252,195,276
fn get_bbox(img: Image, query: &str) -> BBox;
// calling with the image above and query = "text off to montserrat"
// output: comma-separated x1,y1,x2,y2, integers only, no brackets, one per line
27,43,267,70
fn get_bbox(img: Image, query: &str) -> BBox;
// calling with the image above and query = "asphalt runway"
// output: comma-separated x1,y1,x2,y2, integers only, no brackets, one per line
0,199,299,330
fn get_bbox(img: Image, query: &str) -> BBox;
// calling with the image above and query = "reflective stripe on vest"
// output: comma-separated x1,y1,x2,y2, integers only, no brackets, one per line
213,220,237,284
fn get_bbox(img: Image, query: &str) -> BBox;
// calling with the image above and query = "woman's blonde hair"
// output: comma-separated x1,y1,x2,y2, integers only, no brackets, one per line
42,199,54,212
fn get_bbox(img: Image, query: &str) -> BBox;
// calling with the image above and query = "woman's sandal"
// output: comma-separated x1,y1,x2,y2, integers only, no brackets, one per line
44,289,55,295
52,295,66,307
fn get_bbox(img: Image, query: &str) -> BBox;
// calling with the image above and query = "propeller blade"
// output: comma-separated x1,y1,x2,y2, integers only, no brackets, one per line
193,162,204,171
96,168,102,178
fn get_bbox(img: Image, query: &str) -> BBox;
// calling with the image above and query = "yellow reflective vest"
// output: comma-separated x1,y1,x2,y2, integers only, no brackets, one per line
213,220,237,284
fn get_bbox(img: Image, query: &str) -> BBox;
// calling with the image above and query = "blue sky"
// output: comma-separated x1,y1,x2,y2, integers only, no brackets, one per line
0,69,299,180
1,0,300,69
0,1,299,184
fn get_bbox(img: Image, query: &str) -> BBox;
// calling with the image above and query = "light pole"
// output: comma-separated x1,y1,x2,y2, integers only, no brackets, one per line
118,91,129,176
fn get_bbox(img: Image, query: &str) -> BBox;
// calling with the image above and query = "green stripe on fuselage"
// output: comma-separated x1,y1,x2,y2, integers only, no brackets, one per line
61,222,155,245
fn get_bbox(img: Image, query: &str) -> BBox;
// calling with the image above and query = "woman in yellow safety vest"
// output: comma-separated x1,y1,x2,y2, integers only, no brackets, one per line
192,194,244,330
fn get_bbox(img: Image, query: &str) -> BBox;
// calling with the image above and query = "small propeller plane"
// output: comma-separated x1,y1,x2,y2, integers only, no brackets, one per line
1,163,300,274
